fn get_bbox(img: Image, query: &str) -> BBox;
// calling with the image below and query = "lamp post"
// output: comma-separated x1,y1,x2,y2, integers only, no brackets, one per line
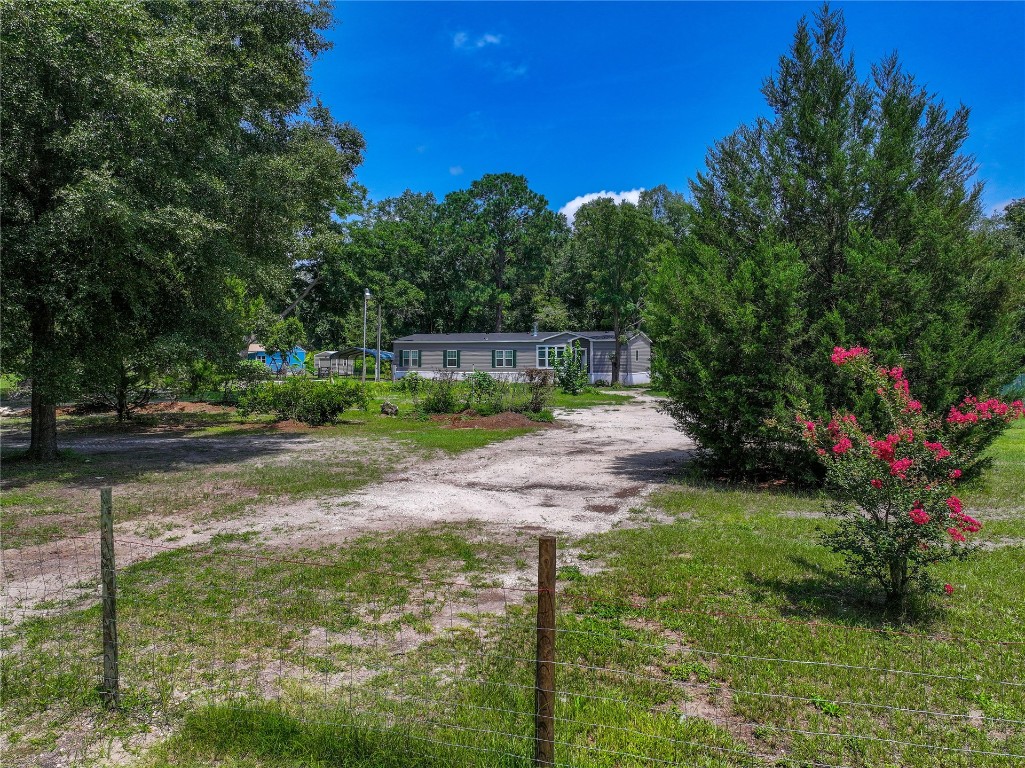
362,288,370,384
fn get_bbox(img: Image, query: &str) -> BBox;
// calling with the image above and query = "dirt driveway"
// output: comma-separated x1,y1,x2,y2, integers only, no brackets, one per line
288,392,693,541
3,394,692,618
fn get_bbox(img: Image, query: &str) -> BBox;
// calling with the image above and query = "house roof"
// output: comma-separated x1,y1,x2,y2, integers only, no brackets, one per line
394,331,617,344
318,347,394,361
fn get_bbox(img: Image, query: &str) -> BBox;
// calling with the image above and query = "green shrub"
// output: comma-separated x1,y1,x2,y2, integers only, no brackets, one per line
237,378,367,426
554,341,589,395
466,370,500,411
523,368,554,413
797,346,1025,604
646,8,1025,481
418,372,460,414
395,371,425,396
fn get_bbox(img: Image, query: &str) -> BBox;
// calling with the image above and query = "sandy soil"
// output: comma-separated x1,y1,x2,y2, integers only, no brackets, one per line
295,392,693,540
2,394,692,620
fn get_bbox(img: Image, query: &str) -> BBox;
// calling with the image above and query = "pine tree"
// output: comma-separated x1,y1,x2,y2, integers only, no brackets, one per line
648,4,1025,479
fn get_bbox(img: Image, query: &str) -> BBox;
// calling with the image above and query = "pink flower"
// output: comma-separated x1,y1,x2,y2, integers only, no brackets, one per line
945,496,962,515
944,583,954,595
889,458,914,479
949,469,962,480
909,505,930,526
871,435,899,462
904,400,922,413
953,513,982,534
832,437,853,455
831,346,870,366
924,441,951,460
816,448,827,457
870,479,883,489
947,527,966,543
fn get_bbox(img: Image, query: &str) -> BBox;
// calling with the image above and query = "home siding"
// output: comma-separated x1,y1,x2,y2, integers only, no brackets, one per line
394,333,581,377
623,335,652,384
589,340,617,382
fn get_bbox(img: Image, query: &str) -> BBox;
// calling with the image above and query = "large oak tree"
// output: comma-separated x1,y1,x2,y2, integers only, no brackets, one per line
1,0,363,459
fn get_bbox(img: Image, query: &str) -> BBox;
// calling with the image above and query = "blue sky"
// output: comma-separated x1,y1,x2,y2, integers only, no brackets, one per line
311,2,1025,219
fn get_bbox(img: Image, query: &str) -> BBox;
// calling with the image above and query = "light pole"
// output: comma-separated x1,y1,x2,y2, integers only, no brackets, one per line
362,288,370,384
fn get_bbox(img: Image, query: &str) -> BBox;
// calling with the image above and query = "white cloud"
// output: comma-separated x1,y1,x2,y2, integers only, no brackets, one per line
988,198,1016,215
449,165,464,176
453,31,503,50
559,189,645,225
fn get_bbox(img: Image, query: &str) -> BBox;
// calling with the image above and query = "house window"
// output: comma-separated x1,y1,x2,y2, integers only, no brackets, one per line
493,350,515,368
400,350,421,368
256,353,266,363
444,350,461,368
536,345,566,368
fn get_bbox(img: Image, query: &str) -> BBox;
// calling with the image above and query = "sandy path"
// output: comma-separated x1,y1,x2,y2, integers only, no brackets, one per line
2,395,692,621
295,393,693,539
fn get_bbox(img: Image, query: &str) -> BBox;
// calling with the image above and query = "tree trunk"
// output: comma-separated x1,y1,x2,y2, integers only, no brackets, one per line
28,384,58,460
27,311,60,461
115,382,129,422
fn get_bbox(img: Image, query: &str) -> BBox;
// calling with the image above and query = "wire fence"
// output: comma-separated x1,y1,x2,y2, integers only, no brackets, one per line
2,492,1024,767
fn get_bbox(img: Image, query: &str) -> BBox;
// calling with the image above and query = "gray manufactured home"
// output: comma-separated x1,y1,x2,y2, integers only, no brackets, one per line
392,330,652,385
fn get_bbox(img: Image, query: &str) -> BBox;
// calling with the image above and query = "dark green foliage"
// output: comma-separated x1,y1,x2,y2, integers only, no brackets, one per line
1,0,364,458
567,198,663,383
237,378,368,426
439,173,568,333
416,373,461,415
554,341,589,395
647,5,1025,479
465,370,500,413
524,408,555,423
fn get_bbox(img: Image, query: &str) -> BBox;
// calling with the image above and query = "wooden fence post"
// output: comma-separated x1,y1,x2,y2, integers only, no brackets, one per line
100,487,120,708
534,536,556,766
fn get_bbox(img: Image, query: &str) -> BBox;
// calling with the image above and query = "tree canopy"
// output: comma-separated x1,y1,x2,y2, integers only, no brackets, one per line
647,5,1025,479
1,0,364,458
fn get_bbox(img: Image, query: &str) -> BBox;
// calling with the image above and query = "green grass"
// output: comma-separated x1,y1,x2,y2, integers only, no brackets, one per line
0,384,578,549
4,414,1021,767
0,372,22,396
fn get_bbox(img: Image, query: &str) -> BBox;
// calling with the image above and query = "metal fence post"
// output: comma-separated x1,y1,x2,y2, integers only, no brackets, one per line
100,487,120,708
534,536,556,766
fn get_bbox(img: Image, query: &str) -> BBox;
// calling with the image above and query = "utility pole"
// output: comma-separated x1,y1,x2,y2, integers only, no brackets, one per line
362,288,370,384
375,302,382,383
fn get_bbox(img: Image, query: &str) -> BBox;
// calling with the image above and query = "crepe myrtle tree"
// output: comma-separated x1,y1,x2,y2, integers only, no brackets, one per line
796,346,1024,605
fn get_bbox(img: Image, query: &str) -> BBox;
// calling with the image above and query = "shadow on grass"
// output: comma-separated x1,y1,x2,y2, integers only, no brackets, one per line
149,701,530,768
0,429,318,491
744,554,944,630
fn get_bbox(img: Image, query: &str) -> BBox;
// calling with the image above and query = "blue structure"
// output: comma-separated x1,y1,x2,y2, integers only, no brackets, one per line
246,344,307,374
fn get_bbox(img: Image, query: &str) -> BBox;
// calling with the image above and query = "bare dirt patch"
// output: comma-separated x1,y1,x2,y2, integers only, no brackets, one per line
3,394,692,619
429,411,553,430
